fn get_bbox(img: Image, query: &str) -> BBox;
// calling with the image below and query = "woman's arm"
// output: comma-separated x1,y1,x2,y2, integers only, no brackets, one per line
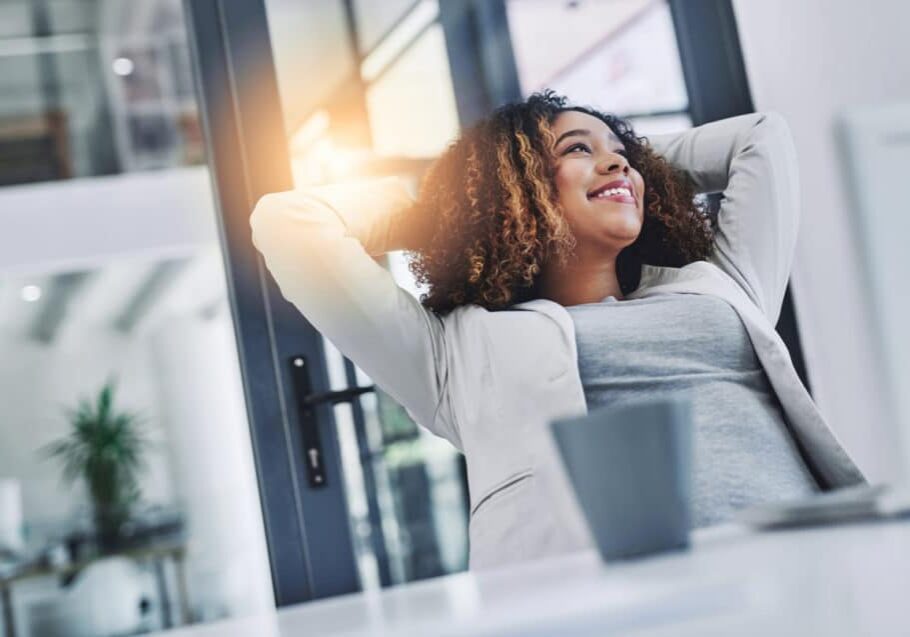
647,112,800,324
250,177,461,449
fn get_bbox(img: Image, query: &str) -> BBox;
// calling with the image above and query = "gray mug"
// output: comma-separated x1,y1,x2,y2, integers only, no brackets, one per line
551,396,693,561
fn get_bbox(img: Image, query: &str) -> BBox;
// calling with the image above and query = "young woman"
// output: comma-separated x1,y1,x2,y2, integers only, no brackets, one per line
250,92,864,570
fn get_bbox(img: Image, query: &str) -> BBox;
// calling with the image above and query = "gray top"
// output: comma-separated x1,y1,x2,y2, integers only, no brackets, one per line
567,292,819,527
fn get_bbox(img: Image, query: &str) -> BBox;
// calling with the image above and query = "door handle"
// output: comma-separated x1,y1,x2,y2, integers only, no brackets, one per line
303,385,376,407
288,355,375,488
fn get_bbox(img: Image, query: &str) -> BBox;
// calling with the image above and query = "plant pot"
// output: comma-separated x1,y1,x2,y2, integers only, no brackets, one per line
93,503,131,551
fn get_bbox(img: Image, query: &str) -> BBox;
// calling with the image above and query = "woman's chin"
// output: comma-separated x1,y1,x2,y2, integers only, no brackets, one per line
602,221,642,245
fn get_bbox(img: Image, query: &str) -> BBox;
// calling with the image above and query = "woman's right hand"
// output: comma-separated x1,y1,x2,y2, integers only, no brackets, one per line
392,198,436,254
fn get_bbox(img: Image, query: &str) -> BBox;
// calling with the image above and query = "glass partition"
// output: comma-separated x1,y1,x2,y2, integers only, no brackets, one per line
0,0,207,188
0,3,272,636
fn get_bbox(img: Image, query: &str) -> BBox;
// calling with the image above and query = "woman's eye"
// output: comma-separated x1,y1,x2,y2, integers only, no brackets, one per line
565,143,591,154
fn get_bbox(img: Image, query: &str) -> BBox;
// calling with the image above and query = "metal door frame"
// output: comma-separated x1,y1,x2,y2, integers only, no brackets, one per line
183,0,359,605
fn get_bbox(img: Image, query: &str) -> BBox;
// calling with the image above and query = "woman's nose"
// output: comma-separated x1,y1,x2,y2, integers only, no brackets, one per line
596,154,630,175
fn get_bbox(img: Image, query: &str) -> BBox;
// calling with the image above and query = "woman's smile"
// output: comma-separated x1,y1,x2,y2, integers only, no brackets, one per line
587,178,637,205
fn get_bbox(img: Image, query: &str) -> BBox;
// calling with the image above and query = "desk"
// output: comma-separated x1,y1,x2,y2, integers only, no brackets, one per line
1,539,189,637
148,520,909,636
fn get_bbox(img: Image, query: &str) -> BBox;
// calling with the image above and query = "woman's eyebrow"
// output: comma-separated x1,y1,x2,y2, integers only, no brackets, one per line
554,128,622,148
555,129,590,147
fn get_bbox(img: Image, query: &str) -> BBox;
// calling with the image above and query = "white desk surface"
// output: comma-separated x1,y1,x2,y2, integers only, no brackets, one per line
153,520,910,636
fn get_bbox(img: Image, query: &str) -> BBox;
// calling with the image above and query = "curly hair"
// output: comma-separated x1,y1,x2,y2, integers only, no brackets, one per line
407,91,714,314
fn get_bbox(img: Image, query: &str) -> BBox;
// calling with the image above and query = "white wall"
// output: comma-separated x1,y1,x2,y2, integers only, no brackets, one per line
732,0,910,482
0,166,215,276
147,313,273,620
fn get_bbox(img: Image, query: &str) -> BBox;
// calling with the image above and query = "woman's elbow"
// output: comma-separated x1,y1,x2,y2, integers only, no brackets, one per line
250,191,314,252
249,192,285,243
755,111,796,149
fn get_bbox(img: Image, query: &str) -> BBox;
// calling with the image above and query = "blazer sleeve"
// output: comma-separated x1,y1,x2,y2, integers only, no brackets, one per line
647,112,801,324
249,177,462,450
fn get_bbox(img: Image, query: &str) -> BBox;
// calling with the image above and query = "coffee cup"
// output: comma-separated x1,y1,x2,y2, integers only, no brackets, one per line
550,396,693,561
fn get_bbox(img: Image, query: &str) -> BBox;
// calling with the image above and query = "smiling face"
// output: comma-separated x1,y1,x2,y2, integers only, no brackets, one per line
550,110,646,261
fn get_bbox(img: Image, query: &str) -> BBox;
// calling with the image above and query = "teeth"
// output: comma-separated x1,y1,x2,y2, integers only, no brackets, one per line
593,187,632,199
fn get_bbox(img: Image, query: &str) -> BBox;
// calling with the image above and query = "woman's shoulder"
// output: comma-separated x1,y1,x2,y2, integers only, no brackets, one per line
439,299,577,387
443,297,571,324
440,298,575,350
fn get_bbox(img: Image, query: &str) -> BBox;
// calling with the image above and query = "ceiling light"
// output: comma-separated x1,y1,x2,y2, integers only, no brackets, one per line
21,285,42,302
112,57,134,76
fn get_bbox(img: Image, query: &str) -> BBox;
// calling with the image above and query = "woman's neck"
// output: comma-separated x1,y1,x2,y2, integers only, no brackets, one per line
538,256,623,307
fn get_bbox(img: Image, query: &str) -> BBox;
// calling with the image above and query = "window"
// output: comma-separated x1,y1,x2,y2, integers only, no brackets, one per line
506,0,691,135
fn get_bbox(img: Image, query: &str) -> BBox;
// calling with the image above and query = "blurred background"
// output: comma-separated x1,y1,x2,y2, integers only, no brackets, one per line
0,1,907,636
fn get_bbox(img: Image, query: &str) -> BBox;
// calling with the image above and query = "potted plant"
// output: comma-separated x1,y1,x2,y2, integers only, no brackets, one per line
44,379,149,549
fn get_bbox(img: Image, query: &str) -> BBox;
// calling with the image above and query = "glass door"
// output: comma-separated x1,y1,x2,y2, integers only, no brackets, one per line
262,0,470,590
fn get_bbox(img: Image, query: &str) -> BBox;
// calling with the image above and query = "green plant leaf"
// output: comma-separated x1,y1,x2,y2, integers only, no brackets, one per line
40,378,153,536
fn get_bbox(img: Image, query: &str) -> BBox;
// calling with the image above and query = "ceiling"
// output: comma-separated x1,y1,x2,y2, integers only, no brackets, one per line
0,247,229,346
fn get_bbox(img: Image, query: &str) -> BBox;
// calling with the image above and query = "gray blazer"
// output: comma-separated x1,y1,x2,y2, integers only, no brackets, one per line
250,112,865,570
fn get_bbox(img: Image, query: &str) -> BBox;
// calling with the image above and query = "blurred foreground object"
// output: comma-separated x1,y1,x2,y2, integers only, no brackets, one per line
837,102,910,480
552,398,693,561
26,557,147,637
0,480,24,556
